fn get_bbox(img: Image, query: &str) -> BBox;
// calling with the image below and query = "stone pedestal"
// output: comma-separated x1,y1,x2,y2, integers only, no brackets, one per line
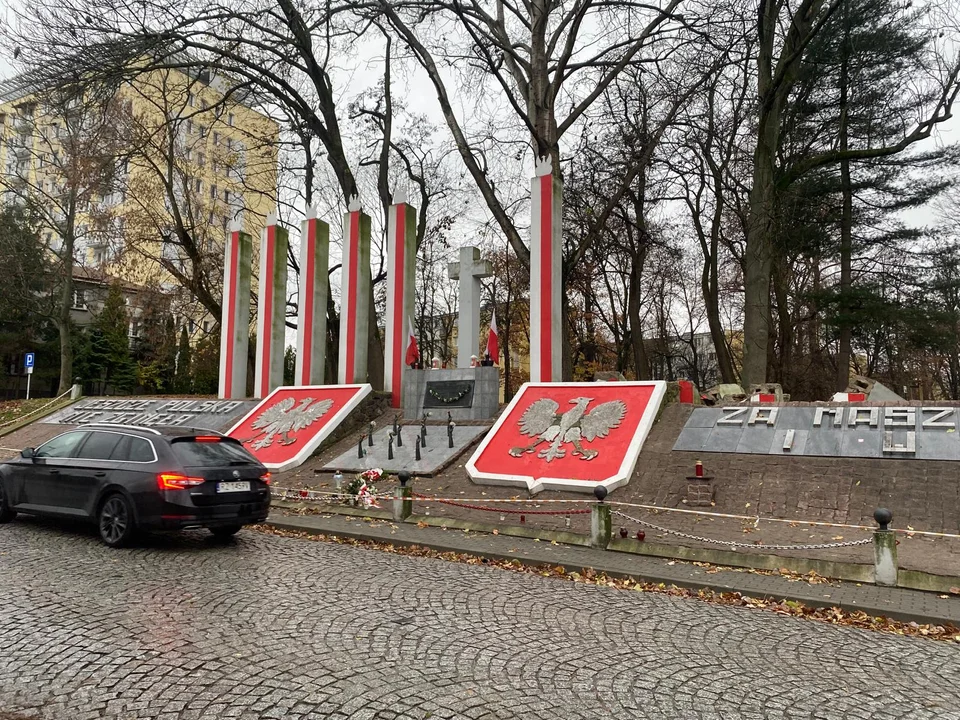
686,475,715,507
402,367,500,421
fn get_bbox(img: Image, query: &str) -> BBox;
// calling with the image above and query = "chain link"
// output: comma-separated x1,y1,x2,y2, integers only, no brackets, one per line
612,510,872,551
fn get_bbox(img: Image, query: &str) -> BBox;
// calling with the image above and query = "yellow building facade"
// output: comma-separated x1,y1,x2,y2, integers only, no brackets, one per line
0,64,278,337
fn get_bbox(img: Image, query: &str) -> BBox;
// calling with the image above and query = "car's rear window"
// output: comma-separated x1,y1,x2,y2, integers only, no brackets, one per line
171,438,259,467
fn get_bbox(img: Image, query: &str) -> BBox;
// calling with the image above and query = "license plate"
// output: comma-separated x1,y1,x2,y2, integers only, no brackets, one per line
217,481,250,493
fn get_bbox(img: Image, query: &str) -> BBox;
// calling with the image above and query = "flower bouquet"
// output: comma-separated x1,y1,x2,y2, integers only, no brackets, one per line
345,468,383,508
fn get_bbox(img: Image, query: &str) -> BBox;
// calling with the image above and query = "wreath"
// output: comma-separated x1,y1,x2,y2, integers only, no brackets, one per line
344,468,383,508
427,386,470,404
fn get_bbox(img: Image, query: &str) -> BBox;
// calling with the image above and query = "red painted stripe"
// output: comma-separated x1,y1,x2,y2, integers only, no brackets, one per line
301,220,315,385
539,174,553,382
260,225,275,397
391,205,405,407
344,212,358,384
224,232,237,396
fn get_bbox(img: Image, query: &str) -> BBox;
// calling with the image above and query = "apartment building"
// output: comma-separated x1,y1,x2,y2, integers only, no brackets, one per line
0,62,278,340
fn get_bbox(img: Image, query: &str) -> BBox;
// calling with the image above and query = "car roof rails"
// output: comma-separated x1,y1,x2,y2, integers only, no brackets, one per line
83,423,162,435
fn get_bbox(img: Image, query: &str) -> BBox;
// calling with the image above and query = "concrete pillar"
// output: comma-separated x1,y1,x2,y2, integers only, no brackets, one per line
393,484,413,522
590,504,612,549
447,247,492,368
530,157,563,382
338,196,372,384
254,212,289,399
384,191,418,407
873,531,898,587
219,220,253,399
295,206,330,386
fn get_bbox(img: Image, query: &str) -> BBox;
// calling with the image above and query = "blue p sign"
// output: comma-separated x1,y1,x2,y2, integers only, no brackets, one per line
24,353,34,369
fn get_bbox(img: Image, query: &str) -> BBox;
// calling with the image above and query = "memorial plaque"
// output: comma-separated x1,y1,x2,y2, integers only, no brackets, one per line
674,404,960,461
41,397,257,432
423,380,475,409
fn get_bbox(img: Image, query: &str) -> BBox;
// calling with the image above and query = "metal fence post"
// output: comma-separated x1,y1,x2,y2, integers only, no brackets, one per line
873,508,898,587
590,486,612,549
393,471,413,522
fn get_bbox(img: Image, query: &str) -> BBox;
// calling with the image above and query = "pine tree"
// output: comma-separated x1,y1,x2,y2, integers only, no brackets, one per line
94,281,136,393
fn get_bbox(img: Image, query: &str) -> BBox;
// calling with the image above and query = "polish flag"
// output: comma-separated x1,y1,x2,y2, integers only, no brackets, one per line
486,308,500,365
405,316,420,367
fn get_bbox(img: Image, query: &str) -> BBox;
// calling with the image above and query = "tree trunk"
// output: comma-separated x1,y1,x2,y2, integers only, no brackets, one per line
628,251,650,380
835,9,854,392
56,204,77,395
742,118,777,389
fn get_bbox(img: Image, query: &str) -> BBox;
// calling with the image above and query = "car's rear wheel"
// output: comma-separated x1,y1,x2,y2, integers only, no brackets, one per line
210,525,242,538
0,482,16,524
98,494,136,548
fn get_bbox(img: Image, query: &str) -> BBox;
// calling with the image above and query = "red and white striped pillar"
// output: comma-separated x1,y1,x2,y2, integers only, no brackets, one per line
384,190,417,407
295,206,330,386
254,212,289,398
219,220,253,399
530,157,563,382
338,196,372,384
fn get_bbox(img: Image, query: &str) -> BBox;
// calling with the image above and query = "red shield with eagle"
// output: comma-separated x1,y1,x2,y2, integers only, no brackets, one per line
467,382,666,494
227,385,371,472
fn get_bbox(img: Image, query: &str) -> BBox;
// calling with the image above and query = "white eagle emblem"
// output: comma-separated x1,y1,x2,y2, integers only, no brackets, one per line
509,397,627,462
245,397,334,450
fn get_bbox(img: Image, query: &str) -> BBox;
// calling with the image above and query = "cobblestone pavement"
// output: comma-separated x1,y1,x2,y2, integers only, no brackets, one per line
2,519,960,720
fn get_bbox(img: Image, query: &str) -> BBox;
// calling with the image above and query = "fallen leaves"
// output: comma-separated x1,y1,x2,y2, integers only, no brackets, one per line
252,524,959,643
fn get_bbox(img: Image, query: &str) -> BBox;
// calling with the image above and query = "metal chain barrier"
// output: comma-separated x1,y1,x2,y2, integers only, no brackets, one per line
413,492,590,516
0,388,73,431
612,510,872,551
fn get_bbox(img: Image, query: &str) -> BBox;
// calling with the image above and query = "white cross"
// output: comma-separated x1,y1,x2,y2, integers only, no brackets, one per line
447,247,493,368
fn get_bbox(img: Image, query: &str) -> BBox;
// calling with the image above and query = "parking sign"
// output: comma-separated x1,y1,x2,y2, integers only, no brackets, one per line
24,353,34,369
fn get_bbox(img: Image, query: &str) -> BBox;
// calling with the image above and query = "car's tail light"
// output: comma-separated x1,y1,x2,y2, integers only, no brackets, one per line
193,436,222,442
260,471,271,485
157,473,205,490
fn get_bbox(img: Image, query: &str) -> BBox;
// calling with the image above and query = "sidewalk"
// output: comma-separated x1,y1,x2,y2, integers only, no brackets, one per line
268,510,960,627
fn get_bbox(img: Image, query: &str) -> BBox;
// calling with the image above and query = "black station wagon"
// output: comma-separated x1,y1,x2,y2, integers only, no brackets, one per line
0,424,271,547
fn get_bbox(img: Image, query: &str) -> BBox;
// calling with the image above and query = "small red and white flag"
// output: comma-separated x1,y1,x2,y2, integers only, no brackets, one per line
405,316,420,367
486,308,500,365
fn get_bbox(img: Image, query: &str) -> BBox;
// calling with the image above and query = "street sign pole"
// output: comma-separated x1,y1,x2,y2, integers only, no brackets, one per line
24,353,35,400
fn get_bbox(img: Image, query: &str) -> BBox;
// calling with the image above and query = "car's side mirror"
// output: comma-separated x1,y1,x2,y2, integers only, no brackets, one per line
20,447,35,460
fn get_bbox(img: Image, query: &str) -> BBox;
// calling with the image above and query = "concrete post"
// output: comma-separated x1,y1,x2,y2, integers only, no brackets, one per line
255,212,289,399
530,157,563,382
873,508,898,587
219,220,253,399
70,383,82,400
338,196,372,384
393,471,413,522
384,191,418,406
295,207,330,386
590,485,611,549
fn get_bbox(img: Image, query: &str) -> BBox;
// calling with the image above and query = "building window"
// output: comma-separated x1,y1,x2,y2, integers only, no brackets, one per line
188,93,195,107
223,189,230,203
202,320,210,333
187,319,196,333
187,120,193,134
72,289,86,310
228,113,234,126
210,184,217,199
213,131,219,146
195,178,202,193
199,125,207,139
197,152,205,168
